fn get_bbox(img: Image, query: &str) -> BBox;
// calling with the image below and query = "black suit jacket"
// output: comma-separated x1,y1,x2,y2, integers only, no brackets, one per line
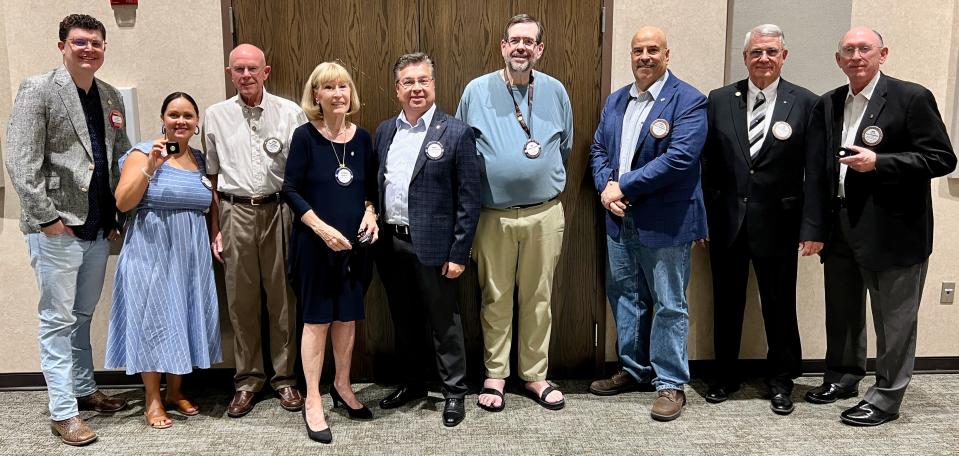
819,73,956,270
702,78,827,256
374,108,481,267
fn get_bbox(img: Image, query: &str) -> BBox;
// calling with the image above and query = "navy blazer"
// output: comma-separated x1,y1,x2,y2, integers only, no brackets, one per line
374,109,481,267
819,73,956,270
589,71,708,247
702,78,827,256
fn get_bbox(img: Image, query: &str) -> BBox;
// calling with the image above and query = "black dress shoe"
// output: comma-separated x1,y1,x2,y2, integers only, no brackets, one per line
443,398,465,427
840,401,899,426
770,393,795,415
331,387,373,420
302,407,332,444
804,383,857,404
704,384,739,404
379,385,428,409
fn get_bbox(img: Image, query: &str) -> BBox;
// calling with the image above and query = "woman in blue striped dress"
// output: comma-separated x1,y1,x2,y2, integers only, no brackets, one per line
106,92,221,429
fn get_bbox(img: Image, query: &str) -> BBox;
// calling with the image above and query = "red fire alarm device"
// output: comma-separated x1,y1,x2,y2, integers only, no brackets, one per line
110,0,138,5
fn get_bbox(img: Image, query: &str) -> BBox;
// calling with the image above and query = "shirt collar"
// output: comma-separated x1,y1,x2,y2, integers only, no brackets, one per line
847,71,881,100
629,70,669,101
396,103,436,130
747,77,780,100
235,88,270,110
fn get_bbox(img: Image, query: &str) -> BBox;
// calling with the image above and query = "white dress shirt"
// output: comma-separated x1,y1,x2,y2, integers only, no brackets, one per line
618,71,669,177
746,77,780,154
384,104,436,226
203,89,307,197
839,71,881,197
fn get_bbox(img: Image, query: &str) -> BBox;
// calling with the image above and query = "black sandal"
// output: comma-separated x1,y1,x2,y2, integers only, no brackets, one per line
526,384,565,411
476,387,506,412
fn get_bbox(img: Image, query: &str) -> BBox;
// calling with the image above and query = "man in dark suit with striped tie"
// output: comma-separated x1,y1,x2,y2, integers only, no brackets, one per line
374,52,481,428
700,24,827,415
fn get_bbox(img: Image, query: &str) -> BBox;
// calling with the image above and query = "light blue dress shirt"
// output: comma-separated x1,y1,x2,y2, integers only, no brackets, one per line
618,71,669,177
384,104,436,225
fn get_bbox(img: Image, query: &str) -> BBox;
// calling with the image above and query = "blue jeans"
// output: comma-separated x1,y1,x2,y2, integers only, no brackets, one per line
26,233,109,421
606,221,691,391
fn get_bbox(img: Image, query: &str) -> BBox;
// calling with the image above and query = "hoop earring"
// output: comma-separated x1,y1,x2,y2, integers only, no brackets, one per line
161,125,166,134
194,126,200,135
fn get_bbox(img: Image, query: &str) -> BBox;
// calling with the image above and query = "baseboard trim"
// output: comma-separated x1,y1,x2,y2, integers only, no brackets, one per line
3,357,957,391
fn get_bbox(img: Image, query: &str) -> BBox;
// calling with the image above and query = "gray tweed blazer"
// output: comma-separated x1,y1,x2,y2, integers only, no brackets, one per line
4,65,131,234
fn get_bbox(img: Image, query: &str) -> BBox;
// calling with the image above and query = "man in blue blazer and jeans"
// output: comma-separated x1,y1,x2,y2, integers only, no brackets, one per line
588,26,708,422
374,53,481,428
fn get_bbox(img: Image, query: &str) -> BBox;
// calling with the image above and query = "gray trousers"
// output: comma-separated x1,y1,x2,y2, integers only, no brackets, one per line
823,208,927,414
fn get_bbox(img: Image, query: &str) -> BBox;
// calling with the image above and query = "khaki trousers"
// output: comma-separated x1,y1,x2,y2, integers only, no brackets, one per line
473,200,564,381
220,199,297,391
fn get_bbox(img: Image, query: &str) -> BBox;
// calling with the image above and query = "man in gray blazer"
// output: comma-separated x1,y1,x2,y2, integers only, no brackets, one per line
4,14,130,446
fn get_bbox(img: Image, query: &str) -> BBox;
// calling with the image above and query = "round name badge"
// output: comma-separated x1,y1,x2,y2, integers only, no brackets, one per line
425,141,445,160
861,126,883,146
263,137,283,155
334,166,354,187
109,110,124,129
523,139,541,159
649,118,670,139
772,121,793,140
200,176,213,190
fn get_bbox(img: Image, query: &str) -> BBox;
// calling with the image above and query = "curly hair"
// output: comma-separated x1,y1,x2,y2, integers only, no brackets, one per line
59,14,106,41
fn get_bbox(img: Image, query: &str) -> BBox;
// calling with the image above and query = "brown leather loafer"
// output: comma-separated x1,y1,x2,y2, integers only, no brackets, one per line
650,389,686,422
227,390,257,418
76,390,127,413
50,416,97,446
589,370,654,396
276,386,304,411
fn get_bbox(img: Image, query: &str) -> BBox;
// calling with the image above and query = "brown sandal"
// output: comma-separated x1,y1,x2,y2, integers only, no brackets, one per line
166,398,199,416
144,409,173,429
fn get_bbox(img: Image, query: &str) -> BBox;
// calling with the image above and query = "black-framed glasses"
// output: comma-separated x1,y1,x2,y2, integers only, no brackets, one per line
397,77,433,90
66,38,106,50
505,37,538,48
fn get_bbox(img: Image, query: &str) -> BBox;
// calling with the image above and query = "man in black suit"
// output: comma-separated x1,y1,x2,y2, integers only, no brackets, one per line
701,24,827,415
803,27,956,426
374,52,481,428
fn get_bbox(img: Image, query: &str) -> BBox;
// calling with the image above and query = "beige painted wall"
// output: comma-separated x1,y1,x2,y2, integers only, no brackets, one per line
608,0,959,362
0,1,228,372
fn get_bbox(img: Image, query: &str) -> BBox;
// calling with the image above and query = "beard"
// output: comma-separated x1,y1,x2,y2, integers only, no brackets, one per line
505,53,537,73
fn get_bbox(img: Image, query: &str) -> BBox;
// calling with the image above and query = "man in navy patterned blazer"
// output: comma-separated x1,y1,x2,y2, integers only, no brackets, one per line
374,52,481,428
588,26,708,422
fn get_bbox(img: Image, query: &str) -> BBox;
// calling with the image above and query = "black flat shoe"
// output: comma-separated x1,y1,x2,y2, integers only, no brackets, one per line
443,398,465,427
331,387,373,420
840,401,899,426
379,385,428,409
301,407,332,444
704,384,739,404
770,393,795,415
804,383,857,404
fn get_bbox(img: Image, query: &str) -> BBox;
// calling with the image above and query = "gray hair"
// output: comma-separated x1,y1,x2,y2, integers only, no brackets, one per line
837,28,884,51
743,24,785,49
392,52,435,81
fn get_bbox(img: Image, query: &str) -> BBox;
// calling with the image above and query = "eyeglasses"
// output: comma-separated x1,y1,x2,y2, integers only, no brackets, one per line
231,66,262,76
839,45,875,57
747,47,781,59
397,77,433,90
66,38,105,50
505,37,538,48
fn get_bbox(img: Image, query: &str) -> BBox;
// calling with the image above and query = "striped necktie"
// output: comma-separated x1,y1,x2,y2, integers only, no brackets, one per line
748,91,766,156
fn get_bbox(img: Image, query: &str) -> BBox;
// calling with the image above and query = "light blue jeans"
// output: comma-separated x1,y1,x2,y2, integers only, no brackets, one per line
26,232,108,421
606,220,691,391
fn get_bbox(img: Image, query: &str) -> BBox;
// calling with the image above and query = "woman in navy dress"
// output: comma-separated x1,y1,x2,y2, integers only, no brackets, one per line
107,92,220,429
283,62,378,443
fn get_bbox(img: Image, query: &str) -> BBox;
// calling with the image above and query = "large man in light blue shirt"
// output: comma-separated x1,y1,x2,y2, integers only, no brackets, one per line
456,14,572,412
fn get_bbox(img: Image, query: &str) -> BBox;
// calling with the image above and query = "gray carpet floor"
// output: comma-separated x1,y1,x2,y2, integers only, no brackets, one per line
1,375,957,455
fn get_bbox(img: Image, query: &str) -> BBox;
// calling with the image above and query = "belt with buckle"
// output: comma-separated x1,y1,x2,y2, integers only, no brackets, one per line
218,192,280,206
387,224,412,240
506,196,557,210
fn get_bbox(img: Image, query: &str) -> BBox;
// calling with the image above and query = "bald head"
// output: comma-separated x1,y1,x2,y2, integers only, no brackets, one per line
630,26,669,91
229,43,266,67
227,43,271,106
836,26,887,94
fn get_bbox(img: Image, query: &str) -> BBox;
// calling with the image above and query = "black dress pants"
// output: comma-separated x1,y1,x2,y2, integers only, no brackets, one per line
377,232,468,399
709,221,802,394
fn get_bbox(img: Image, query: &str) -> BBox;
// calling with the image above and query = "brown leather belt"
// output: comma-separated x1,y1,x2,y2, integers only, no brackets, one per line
218,192,280,206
